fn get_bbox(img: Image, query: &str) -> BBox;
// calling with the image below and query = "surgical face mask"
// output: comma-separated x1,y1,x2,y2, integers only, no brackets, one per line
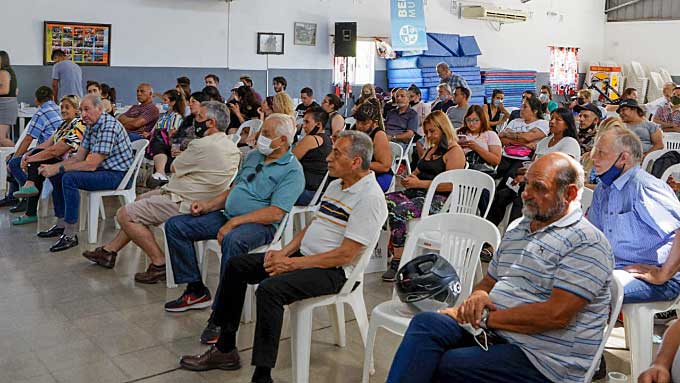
397,102,409,108
598,153,624,186
257,134,279,156
162,104,169,112
363,91,371,96
672,96,680,106
538,93,550,103
194,119,209,137
494,99,503,107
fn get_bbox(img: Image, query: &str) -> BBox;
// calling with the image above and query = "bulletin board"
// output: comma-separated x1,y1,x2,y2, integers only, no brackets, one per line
44,21,111,66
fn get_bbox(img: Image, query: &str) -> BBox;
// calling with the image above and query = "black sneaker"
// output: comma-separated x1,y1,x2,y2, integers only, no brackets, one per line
200,311,221,345
480,244,495,263
382,259,400,282
592,355,607,381
655,310,678,324
165,289,212,313
9,199,27,213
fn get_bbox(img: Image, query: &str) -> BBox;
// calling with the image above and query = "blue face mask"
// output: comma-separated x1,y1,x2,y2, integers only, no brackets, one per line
598,153,624,186
162,104,169,112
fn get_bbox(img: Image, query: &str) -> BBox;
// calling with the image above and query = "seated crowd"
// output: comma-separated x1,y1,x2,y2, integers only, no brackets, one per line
5,66,680,383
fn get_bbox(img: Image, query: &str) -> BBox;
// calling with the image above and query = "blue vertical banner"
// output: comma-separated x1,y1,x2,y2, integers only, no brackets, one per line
390,0,428,51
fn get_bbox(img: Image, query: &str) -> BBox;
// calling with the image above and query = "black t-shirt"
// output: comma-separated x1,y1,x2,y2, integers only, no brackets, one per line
295,101,320,118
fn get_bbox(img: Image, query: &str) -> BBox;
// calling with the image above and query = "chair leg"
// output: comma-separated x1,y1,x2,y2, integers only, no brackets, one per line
164,230,177,288
87,195,100,244
79,191,87,232
349,292,370,347
361,319,380,383
196,241,207,285
328,303,346,347
624,304,656,381
290,307,314,383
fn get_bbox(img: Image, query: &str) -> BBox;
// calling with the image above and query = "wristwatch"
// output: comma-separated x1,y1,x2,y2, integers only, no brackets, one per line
59,164,66,174
479,307,490,330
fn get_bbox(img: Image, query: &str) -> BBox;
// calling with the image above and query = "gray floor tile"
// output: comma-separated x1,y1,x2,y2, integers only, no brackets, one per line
111,345,181,381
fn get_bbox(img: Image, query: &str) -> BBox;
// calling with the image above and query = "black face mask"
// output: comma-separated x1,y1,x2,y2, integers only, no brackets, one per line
194,119,209,137
409,100,417,106
577,97,585,105
309,125,320,136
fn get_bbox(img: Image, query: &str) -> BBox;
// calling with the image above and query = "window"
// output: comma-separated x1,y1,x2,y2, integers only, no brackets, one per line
333,40,375,85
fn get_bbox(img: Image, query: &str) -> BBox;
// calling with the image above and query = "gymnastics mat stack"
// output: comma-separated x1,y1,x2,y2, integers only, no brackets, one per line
386,33,484,103
481,69,537,108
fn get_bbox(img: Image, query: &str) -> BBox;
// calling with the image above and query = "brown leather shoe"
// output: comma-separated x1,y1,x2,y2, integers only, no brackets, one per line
82,247,117,268
134,263,166,284
180,345,241,371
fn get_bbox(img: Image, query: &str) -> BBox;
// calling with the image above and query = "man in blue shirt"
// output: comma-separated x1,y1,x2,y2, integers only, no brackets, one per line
589,127,680,303
164,113,304,342
38,94,134,253
3,86,62,211
384,88,419,150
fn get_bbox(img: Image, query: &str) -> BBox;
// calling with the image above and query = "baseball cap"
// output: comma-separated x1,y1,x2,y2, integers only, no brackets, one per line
573,103,603,119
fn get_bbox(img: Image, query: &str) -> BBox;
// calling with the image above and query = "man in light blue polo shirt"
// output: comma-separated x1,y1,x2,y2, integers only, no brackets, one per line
589,127,680,304
164,113,304,341
387,153,613,383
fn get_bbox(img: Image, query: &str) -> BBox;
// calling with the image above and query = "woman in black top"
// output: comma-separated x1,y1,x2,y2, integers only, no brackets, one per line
227,85,260,132
321,93,345,138
0,50,18,147
352,98,393,191
292,106,332,206
485,89,509,131
382,110,466,282
173,91,209,153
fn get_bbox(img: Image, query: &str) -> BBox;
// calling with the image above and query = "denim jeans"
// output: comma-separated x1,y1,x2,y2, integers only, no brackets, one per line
386,312,547,383
164,211,276,309
8,156,27,186
616,269,680,304
49,170,126,223
128,132,144,142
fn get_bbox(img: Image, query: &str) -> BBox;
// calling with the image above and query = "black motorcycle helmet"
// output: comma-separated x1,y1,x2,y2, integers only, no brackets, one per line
395,253,462,311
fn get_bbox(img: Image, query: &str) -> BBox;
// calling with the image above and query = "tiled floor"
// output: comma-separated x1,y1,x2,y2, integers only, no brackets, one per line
0,202,645,383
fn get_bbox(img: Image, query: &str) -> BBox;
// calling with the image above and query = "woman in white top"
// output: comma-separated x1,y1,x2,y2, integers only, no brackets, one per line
534,107,581,160
456,104,502,173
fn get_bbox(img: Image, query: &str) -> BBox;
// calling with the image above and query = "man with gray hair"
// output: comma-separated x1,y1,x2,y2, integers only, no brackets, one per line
117,83,159,141
82,101,241,284
589,127,680,304
38,94,134,252
179,130,388,383
163,113,305,336
436,62,470,94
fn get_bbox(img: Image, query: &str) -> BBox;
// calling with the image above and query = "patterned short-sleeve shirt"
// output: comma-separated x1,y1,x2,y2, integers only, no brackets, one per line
488,209,613,383
52,118,86,159
654,103,680,127
81,113,134,172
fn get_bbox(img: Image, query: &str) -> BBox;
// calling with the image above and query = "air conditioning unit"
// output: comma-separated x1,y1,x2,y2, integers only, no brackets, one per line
461,5,528,23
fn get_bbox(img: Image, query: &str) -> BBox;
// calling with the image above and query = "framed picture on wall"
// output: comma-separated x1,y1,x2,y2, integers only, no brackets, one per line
43,21,111,66
294,22,317,46
257,32,285,55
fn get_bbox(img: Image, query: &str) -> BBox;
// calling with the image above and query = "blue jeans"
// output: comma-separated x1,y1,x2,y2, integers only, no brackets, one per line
49,170,126,224
620,272,680,304
8,156,27,186
164,211,276,309
386,312,547,383
128,132,144,142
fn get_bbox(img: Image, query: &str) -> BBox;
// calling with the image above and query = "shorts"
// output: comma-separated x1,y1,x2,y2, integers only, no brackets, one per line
125,189,181,227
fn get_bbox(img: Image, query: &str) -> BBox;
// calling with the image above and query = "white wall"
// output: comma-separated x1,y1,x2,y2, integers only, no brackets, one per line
605,21,680,75
3,0,606,72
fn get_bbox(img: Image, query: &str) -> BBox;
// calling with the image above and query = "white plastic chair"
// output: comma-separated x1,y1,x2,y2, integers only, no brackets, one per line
288,172,328,240
664,132,680,150
232,119,263,145
393,136,415,176
615,270,678,380
662,163,680,183
289,228,382,383
581,187,594,214
641,149,671,174
344,116,356,130
387,142,403,193
0,127,37,192
80,139,149,243
361,213,501,382
584,275,623,383
197,211,296,323
35,179,54,233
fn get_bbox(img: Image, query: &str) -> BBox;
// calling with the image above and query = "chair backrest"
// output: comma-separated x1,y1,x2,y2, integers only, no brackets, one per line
584,276,624,383
389,142,404,174
337,228,383,297
309,172,329,206
403,136,415,157
581,187,594,213
665,133,680,150
641,149,669,173
662,163,680,182
421,169,496,219
396,213,501,301
116,139,149,191
233,119,263,144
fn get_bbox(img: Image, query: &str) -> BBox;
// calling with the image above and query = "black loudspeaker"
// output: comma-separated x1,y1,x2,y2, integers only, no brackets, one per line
334,22,357,57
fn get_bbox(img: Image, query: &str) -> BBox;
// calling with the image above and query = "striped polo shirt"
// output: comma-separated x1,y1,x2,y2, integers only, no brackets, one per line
488,208,613,383
299,172,388,277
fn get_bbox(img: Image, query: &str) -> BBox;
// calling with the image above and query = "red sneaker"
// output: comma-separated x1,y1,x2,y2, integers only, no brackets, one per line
165,289,212,312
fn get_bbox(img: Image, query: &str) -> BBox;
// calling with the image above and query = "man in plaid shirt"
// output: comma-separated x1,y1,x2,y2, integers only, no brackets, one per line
437,62,470,94
39,94,134,252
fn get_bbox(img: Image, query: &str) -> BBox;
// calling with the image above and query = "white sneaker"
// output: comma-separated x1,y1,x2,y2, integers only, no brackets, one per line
151,172,168,181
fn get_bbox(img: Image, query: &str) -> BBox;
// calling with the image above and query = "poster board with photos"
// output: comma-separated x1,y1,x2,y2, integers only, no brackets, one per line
44,21,111,66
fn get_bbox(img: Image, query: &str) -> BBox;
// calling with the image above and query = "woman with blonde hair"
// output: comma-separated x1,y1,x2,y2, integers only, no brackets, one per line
351,83,376,115
382,110,466,281
12,95,86,226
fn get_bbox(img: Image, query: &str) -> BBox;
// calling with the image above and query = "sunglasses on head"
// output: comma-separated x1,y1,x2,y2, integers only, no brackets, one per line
246,164,263,183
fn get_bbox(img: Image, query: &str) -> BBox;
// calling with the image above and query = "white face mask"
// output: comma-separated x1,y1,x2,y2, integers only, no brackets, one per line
257,134,279,156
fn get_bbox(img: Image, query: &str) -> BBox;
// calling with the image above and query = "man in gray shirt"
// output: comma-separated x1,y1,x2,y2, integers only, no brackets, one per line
51,49,83,99
446,86,470,130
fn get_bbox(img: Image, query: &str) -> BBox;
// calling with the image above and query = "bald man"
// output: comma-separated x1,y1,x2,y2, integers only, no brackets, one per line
117,83,159,141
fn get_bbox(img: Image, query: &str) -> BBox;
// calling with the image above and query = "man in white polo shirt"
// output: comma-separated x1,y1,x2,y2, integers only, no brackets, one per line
178,130,388,383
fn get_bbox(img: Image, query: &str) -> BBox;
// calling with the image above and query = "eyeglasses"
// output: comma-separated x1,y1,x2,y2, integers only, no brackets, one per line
465,118,480,124
246,164,263,183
